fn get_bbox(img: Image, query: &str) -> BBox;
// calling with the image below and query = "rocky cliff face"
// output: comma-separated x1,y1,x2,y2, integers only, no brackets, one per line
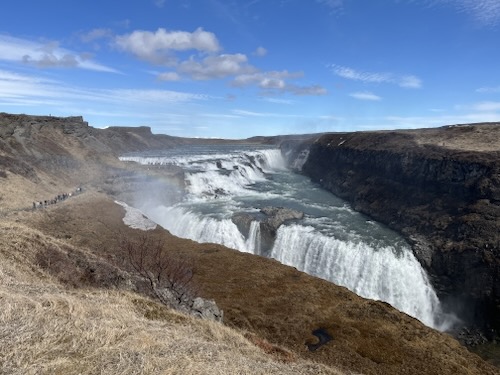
295,124,500,338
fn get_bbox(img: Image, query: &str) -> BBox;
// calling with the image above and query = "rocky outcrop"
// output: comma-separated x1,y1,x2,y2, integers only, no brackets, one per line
231,212,262,238
156,287,224,322
259,207,304,243
191,297,224,322
232,207,304,255
296,124,500,338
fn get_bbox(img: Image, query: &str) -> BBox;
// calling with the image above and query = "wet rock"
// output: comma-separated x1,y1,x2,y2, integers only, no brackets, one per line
232,207,304,255
232,212,259,238
260,207,304,254
457,326,489,347
260,206,304,233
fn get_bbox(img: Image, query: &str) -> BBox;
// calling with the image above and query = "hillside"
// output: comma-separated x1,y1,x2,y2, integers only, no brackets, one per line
1,113,498,374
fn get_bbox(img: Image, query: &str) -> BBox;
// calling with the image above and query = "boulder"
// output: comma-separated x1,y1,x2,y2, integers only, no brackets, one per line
191,297,224,322
260,207,304,254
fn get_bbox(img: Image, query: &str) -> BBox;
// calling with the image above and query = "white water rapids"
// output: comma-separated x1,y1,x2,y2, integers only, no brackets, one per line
120,145,452,330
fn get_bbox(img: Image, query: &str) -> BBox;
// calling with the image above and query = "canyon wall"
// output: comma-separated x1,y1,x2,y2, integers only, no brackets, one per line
289,124,500,337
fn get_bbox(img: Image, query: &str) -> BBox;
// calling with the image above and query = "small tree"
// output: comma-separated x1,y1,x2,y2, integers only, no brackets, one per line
118,234,196,307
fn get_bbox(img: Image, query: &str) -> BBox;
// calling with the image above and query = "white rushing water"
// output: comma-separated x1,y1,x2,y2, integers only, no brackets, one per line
121,145,451,329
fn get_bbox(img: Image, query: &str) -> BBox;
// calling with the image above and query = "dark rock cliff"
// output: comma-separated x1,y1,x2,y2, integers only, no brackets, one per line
295,124,500,338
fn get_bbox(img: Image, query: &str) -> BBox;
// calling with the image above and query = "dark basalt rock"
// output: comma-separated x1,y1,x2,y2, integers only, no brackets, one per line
231,212,260,238
259,207,304,254
291,124,500,340
232,207,304,255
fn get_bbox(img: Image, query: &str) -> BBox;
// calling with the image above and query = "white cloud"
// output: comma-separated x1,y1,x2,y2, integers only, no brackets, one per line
0,68,207,109
427,0,500,26
115,27,221,65
178,53,256,80
231,70,326,95
332,65,389,83
232,109,271,117
262,97,294,104
349,91,382,101
232,109,306,118
253,46,267,56
288,84,327,96
232,71,300,88
316,0,344,12
154,0,166,8
399,75,422,89
383,112,500,129
158,71,181,81
104,88,208,104
80,28,113,43
471,101,500,111
331,64,422,89
0,35,118,73
476,85,500,93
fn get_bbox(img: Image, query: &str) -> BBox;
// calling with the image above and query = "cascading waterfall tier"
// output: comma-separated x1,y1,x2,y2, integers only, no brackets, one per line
121,145,453,330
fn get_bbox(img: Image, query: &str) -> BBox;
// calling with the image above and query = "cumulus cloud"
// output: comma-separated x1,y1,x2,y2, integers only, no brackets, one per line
115,27,221,65
178,53,256,80
114,28,324,96
0,35,118,73
349,91,382,101
330,64,422,88
232,70,326,95
23,51,78,68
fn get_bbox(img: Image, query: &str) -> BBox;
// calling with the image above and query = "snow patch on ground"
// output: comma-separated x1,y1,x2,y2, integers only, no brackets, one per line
115,201,157,231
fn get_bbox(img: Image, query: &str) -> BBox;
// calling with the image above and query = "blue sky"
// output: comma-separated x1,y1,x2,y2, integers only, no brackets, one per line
0,0,499,138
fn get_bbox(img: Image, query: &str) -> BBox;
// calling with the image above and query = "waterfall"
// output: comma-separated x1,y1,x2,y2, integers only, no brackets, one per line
145,205,250,252
246,221,261,253
126,145,451,330
271,224,442,328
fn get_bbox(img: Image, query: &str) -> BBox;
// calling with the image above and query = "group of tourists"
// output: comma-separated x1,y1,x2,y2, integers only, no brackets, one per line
32,187,83,210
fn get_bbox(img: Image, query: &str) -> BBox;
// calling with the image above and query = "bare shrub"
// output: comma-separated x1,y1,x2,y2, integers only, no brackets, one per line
118,234,197,308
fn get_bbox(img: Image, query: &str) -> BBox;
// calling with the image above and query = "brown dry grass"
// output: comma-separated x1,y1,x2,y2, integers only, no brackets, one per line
0,221,342,375
22,192,499,375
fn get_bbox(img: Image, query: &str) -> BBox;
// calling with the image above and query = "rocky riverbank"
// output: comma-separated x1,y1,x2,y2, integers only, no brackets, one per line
285,123,500,340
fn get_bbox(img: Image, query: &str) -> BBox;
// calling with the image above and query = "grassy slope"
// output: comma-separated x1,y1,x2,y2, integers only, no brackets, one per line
0,220,338,375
